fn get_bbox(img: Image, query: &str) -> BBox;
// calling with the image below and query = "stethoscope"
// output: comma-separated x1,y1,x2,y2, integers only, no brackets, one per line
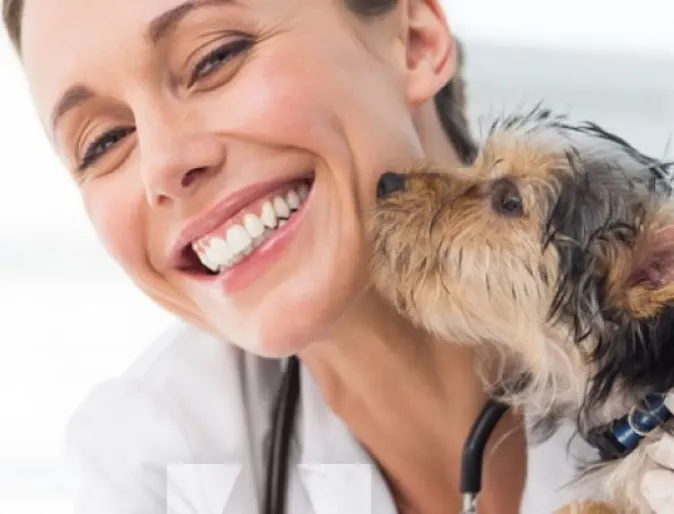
262,356,301,514
261,358,674,514
260,355,510,514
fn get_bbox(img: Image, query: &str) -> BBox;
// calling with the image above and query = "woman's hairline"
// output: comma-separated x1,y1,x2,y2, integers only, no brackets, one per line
2,0,22,52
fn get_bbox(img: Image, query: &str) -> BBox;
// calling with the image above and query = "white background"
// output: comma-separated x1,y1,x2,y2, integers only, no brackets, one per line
1,1,673,512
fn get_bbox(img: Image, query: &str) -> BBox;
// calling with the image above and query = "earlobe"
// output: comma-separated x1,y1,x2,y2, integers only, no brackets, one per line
403,0,456,107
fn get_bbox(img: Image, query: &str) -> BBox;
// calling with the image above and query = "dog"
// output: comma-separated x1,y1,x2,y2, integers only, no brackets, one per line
369,106,674,513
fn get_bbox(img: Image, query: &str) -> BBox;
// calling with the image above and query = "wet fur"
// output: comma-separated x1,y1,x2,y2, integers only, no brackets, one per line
370,106,674,513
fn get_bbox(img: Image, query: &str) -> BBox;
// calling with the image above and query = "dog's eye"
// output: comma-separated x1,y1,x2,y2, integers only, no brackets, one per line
491,178,524,217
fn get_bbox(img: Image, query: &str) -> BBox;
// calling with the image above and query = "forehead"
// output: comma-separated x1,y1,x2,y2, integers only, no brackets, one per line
21,0,173,124
480,139,566,182
20,0,308,133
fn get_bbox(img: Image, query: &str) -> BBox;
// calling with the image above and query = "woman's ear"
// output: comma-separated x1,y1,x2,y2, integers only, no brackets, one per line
401,0,456,107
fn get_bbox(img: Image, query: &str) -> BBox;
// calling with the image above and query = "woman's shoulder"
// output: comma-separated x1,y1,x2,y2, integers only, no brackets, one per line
65,320,284,443
72,320,283,409
62,322,283,513
120,321,249,386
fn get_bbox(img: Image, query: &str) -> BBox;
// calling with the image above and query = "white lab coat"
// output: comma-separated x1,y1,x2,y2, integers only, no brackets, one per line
63,322,599,514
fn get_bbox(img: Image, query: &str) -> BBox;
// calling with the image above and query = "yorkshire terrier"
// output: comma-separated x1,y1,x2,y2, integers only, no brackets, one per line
370,106,674,513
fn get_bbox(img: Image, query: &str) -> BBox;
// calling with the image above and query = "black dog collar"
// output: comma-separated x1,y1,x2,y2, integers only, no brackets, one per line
586,394,673,461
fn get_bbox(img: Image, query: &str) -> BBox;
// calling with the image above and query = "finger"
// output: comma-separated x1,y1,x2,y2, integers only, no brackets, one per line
641,469,674,514
646,436,674,470
665,391,674,414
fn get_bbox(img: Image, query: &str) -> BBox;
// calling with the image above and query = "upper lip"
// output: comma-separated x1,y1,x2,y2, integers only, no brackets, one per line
169,173,312,268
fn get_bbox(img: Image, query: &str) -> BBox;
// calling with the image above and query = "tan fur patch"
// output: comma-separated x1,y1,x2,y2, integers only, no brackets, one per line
555,501,621,514
370,145,572,385
605,217,674,319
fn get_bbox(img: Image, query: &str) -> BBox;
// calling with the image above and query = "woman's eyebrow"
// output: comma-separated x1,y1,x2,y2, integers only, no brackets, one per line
49,0,239,134
148,0,238,46
51,85,92,133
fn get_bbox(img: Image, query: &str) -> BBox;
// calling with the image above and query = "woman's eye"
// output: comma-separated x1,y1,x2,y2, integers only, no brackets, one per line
79,126,135,172
188,38,252,87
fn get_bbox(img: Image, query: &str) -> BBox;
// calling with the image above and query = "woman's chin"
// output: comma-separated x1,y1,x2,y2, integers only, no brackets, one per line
193,227,370,358
194,297,320,358
251,307,331,358
241,282,362,359
251,337,311,359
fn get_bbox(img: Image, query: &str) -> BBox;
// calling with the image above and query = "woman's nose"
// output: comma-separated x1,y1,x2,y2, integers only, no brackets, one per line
139,117,227,206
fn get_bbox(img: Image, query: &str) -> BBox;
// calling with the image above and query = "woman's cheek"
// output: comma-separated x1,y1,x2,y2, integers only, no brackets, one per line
82,179,149,275
205,50,352,165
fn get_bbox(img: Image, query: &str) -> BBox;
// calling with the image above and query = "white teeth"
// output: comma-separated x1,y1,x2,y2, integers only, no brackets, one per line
192,182,312,273
298,183,309,201
261,201,277,229
200,250,220,272
273,196,290,219
243,213,265,239
226,225,253,255
206,238,231,267
286,190,300,210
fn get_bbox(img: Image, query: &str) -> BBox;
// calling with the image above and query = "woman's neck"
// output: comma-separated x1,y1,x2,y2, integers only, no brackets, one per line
298,290,527,514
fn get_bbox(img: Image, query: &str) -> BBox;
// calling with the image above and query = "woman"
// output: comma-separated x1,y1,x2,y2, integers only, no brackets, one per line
4,0,673,512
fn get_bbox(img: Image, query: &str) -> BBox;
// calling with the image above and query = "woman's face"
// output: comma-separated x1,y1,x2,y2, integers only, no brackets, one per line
20,0,452,356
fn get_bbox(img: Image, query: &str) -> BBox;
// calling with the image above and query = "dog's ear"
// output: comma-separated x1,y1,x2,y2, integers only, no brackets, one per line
629,224,674,287
610,222,674,319
592,221,674,405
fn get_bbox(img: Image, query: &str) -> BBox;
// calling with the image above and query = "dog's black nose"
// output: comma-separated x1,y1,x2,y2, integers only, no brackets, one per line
376,171,407,199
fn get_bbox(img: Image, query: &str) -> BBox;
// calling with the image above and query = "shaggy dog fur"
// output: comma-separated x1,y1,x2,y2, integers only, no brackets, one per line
370,106,674,513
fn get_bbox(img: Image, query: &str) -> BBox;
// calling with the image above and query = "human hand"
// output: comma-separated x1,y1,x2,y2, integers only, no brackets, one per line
641,393,674,513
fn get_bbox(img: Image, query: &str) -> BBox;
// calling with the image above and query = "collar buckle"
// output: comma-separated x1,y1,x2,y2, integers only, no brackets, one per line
586,394,673,461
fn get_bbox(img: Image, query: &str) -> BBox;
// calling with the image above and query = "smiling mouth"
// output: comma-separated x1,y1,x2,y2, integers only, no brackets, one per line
179,177,313,277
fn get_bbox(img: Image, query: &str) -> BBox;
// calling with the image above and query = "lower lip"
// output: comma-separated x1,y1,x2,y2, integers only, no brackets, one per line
201,185,313,294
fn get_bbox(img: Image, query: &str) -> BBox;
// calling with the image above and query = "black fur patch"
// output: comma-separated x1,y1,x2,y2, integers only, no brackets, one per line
592,305,674,404
544,154,642,340
538,123,674,415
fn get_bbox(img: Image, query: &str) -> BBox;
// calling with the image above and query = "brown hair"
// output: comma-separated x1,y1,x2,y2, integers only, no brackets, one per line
2,0,21,51
2,0,475,161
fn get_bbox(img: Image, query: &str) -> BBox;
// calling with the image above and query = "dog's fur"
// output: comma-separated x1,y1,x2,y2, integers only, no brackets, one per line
369,106,674,513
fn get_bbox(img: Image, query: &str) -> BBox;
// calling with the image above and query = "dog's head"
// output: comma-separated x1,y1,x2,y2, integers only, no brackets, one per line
370,107,674,418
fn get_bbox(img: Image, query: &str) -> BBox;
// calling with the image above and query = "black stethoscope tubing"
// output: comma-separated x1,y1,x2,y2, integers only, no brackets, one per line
261,355,507,514
262,355,301,514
